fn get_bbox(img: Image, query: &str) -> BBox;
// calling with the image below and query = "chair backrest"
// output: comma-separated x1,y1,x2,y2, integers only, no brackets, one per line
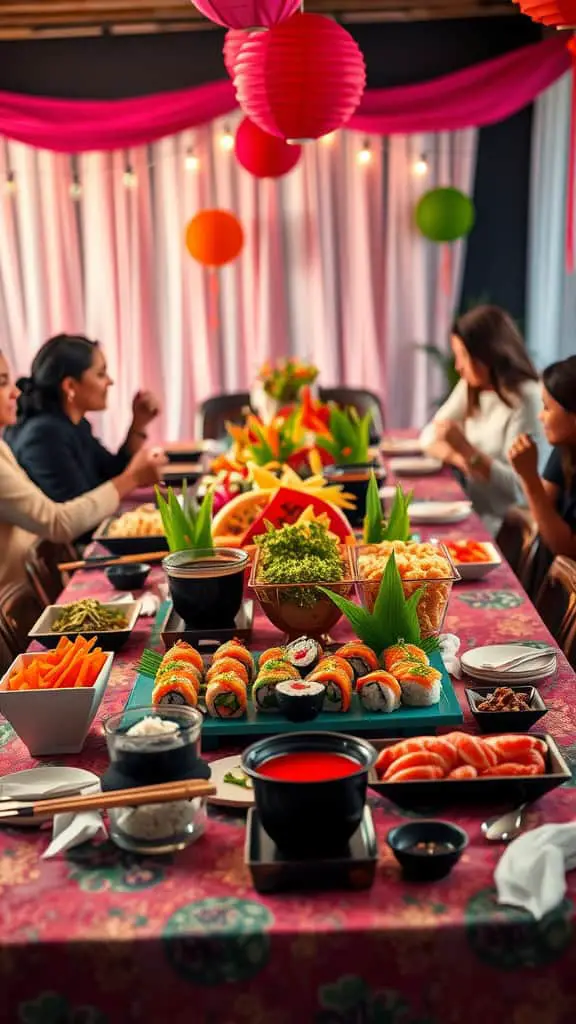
495,507,537,583
198,392,252,441
25,539,76,607
0,623,15,677
0,582,44,659
534,555,576,669
319,387,384,443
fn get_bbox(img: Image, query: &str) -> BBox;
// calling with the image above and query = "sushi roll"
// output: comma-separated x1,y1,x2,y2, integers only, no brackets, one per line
162,641,204,677
276,680,326,722
394,662,442,707
258,647,286,669
213,639,255,682
383,643,429,673
251,676,282,713
156,660,203,693
205,675,247,718
308,665,352,713
284,636,323,675
152,675,199,707
315,655,354,686
336,642,379,681
255,658,300,681
357,671,401,713
206,657,250,687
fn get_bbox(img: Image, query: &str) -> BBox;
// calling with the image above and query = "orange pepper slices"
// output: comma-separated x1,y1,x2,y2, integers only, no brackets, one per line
6,636,107,691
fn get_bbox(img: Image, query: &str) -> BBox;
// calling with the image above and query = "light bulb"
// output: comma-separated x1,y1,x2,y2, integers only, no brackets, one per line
357,145,372,165
5,172,16,196
413,155,428,176
69,180,82,200
220,130,234,152
123,167,138,189
185,150,200,171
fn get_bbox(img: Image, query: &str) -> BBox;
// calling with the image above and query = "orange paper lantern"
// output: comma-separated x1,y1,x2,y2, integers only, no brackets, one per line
185,209,244,267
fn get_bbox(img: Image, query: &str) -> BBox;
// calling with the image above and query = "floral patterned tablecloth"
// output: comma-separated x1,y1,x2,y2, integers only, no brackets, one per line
2,468,576,1024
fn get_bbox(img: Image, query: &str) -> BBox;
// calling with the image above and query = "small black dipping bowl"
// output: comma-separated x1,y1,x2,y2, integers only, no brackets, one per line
163,548,248,628
465,685,548,734
276,680,326,722
323,463,386,528
387,820,468,881
106,563,151,591
241,731,376,858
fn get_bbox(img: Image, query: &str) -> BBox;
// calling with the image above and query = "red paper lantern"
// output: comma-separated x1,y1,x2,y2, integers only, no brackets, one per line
233,13,366,142
234,117,301,178
513,0,576,23
185,210,244,267
191,0,299,29
223,29,249,78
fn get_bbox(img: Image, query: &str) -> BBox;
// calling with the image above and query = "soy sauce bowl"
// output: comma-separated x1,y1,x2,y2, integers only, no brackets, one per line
387,820,468,881
106,563,151,591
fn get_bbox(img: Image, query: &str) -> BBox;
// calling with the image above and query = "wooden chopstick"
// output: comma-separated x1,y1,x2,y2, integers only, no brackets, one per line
58,551,167,572
0,779,216,820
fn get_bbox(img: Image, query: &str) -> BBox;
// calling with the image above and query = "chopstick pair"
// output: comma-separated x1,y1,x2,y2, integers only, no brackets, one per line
0,779,216,821
58,551,167,572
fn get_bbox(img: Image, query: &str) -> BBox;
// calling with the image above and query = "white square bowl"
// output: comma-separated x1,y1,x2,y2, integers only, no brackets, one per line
450,542,502,581
28,601,140,652
0,652,113,756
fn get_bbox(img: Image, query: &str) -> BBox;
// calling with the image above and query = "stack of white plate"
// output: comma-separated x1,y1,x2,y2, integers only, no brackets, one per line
461,644,557,685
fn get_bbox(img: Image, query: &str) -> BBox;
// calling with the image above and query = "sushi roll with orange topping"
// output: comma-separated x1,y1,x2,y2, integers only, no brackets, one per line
336,642,379,681
383,643,429,673
213,639,255,682
393,662,442,707
156,660,202,694
284,636,323,675
255,659,300,681
258,647,286,670
162,641,204,677
206,656,250,687
205,674,247,718
357,671,401,713
308,665,352,713
152,675,199,707
316,655,355,686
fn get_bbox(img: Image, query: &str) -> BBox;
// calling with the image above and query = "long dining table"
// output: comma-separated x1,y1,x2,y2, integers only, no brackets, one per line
1,465,576,1024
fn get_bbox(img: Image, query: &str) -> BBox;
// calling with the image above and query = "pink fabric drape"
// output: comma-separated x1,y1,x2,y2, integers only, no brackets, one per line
0,37,569,153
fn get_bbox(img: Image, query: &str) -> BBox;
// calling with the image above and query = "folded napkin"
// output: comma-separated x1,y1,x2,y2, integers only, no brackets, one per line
495,823,576,920
43,807,107,859
0,768,105,858
439,633,462,678
109,592,160,617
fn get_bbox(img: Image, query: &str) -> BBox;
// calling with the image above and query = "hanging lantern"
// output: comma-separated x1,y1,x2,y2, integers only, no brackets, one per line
185,209,244,267
223,28,249,78
235,117,301,178
190,0,299,29
512,0,576,25
415,188,475,243
233,13,366,142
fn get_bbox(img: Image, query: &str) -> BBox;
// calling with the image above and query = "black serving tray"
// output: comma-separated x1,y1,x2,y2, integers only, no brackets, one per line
93,516,168,557
368,733,571,809
245,805,378,893
160,599,254,650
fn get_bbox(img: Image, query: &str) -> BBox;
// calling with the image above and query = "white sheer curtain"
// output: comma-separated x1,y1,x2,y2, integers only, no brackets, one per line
0,118,477,445
527,71,575,368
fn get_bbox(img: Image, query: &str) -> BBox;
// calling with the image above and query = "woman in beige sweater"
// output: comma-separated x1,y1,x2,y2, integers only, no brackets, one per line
0,352,166,588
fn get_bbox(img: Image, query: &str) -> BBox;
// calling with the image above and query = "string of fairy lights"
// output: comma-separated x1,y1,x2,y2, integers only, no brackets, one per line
1,125,432,199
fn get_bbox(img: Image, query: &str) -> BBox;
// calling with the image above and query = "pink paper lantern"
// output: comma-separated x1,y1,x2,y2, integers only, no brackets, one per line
233,13,366,142
235,117,301,178
191,0,300,29
223,29,249,78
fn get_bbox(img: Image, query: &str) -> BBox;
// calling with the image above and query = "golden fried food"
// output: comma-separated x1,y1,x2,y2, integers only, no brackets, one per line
107,503,164,538
358,541,454,635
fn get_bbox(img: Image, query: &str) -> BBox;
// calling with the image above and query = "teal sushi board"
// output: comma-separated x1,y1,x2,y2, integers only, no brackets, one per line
125,650,463,750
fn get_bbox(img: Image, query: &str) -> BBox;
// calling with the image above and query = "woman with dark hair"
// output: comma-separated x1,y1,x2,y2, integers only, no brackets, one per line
6,334,161,502
419,305,542,532
509,355,576,565
0,350,166,588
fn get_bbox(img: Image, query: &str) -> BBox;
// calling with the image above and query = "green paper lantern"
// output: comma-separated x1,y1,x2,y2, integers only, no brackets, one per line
415,187,475,243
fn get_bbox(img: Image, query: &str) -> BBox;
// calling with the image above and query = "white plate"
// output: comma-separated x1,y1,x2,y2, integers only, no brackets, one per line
449,542,502,581
461,645,557,684
409,501,472,524
207,754,254,808
389,457,442,476
379,486,399,502
0,766,100,828
381,438,423,456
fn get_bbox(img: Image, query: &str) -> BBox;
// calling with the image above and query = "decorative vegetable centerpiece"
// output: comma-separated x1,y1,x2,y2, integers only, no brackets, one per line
258,357,319,404
155,482,214,554
249,517,356,638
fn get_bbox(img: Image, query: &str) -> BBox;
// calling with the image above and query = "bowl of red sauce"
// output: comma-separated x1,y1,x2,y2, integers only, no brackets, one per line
241,731,377,857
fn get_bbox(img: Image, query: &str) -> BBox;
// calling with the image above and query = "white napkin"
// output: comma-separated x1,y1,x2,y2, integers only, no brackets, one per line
439,633,462,678
0,769,105,858
43,808,107,859
495,823,576,920
109,592,159,616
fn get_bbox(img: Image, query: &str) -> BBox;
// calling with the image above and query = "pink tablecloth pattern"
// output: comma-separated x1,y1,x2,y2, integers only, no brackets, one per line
2,468,576,1024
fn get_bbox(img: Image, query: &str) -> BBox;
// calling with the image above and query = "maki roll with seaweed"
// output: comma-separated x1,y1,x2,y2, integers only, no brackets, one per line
284,636,323,675
251,675,283,713
393,661,442,706
152,675,199,707
276,680,326,722
336,642,379,681
206,656,250,687
205,674,247,718
213,639,255,682
383,643,429,673
258,647,286,670
308,664,352,713
357,671,401,713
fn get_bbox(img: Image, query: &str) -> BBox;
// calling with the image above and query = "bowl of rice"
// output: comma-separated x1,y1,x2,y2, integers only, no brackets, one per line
355,541,460,636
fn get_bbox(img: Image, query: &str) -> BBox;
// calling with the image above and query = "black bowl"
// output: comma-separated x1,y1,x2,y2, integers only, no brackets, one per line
241,731,377,857
323,463,386,528
387,820,468,881
276,681,326,722
465,685,548,734
163,548,248,628
106,563,151,591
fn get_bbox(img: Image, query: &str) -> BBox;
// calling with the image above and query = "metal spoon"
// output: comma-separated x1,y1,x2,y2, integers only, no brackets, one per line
481,803,529,842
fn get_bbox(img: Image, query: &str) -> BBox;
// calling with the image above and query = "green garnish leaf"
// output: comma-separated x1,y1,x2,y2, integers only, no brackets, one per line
155,484,214,554
223,771,252,789
363,472,384,543
382,485,413,542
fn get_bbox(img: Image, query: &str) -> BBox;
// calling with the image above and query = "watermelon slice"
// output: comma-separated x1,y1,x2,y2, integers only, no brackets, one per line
241,486,355,545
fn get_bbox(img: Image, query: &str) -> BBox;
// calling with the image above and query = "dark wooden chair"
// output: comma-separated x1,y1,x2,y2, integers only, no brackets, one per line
495,507,537,584
198,392,252,441
534,556,576,668
25,539,76,607
0,582,45,659
0,623,15,677
319,387,384,443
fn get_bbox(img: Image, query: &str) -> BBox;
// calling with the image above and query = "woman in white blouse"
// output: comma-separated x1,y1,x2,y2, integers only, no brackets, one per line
419,306,542,534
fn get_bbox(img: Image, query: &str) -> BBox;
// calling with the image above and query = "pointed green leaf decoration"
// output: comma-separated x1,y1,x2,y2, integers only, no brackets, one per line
155,483,214,554
382,484,413,542
363,471,384,543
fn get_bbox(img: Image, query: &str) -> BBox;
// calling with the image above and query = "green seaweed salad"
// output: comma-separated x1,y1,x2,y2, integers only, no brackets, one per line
256,520,345,608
